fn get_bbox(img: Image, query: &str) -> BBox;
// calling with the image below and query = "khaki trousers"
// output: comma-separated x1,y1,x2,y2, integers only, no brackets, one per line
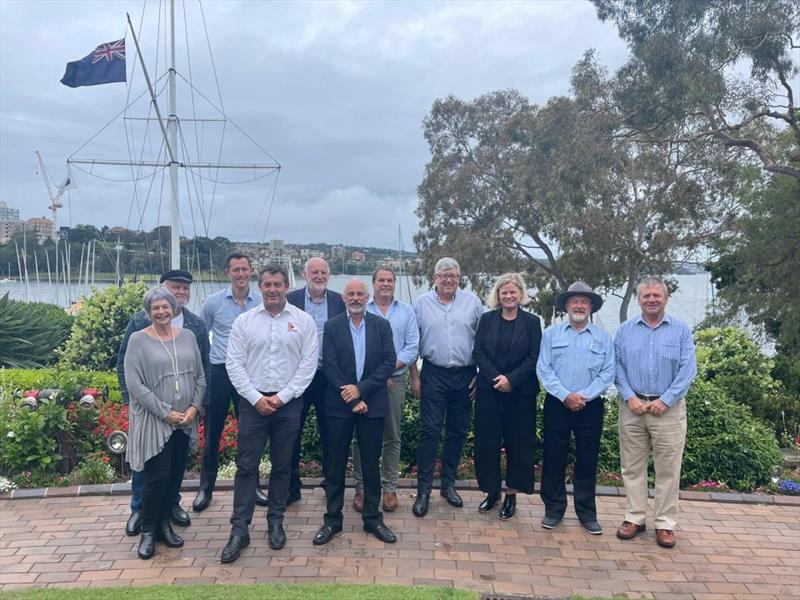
618,399,687,530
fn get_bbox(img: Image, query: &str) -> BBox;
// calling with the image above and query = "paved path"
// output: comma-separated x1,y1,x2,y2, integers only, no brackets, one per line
1,488,798,599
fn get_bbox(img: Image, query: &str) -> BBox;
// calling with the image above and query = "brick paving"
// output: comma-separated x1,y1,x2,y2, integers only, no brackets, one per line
1,488,798,598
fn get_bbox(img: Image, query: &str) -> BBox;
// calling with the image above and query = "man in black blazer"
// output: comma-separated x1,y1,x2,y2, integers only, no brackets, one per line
286,257,346,503
313,279,398,545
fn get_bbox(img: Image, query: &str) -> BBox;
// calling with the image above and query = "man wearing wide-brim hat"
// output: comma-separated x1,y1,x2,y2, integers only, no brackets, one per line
116,269,211,537
536,281,615,535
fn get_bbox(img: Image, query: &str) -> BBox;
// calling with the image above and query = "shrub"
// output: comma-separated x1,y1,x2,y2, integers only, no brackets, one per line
71,454,116,485
58,282,148,371
0,368,122,403
682,380,782,490
0,294,73,368
695,327,800,443
0,397,71,474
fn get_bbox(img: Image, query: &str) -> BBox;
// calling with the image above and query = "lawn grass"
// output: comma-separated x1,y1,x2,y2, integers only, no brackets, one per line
0,583,479,600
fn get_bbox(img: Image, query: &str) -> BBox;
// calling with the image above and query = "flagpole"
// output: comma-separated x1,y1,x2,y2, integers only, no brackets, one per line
168,0,180,270
126,10,180,269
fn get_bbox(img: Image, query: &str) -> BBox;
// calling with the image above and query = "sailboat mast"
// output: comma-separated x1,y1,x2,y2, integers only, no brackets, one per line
168,0,180,269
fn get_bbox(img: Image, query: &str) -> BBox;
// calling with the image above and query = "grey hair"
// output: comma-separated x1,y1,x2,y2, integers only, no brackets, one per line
143,287,178,315
434,257,460,275
487,272,529,309
636,276,669,297
303,256,329,273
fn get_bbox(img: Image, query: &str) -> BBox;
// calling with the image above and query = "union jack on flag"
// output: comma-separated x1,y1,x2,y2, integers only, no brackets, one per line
92,39,125,63
61,37,127,88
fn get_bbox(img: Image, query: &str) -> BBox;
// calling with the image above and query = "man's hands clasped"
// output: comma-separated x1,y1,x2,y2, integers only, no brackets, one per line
626,396,670,416
255,394,284,416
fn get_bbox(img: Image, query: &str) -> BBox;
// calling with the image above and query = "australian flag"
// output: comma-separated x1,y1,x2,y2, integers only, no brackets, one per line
61,39,126,88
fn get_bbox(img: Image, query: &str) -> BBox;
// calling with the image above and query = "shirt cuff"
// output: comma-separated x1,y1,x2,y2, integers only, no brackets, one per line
618,384,635,402
659,393,676,407
397,351,416,367
276,388,293,405
244,389,262,406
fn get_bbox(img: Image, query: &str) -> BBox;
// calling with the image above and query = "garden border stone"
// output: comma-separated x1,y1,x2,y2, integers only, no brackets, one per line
2,476,796,505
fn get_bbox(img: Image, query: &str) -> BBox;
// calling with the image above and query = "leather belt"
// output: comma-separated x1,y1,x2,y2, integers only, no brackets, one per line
636,393,660,402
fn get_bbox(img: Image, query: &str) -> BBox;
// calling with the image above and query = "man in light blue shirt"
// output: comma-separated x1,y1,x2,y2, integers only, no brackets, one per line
352,266,419,513
537,282,614,535
193,252,261,513
614,276,696,549
409,257,484,517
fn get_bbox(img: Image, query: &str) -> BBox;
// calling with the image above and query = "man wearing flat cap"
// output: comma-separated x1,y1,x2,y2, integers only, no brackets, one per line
536,282,614,534
116,268,211,536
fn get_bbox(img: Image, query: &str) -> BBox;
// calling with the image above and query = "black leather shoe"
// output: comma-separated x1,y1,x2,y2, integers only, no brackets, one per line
171,504,191,527
156,520,184,548
479,492,500,513
412,493,430,518
192,489,212,512
541,515,562,529
499,493,516,520
126,511,142,536
363,523,397,543
312,524,342,546
268,522,286,550
580,519,603,535
286,490,302,506
254,487,270,507
138,529,156,560
220,534,250,564
440,486,463,508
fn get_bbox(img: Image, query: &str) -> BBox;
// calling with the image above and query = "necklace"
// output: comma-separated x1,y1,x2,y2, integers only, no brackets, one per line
153,326,181,401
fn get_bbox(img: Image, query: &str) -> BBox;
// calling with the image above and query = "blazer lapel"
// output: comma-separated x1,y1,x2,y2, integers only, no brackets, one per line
340,316,357,378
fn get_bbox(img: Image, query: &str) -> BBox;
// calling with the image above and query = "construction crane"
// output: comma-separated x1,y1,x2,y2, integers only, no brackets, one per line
34,150,62,240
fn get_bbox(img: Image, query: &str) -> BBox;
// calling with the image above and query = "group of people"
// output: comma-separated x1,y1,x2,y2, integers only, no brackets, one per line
118,253,696,562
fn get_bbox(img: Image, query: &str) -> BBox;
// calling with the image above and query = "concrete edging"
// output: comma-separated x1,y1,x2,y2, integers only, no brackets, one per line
2,477,798,505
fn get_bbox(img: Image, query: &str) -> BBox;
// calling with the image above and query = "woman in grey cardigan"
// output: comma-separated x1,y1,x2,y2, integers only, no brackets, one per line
124,287,206,560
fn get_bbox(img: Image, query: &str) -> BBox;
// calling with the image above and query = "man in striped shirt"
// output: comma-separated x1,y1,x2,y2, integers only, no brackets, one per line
614,276,697,549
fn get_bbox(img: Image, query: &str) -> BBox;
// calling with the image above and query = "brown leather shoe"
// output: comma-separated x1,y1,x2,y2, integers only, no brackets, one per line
616,521,646,540
382,491,398,512
352,491,364,513
655,529,675,548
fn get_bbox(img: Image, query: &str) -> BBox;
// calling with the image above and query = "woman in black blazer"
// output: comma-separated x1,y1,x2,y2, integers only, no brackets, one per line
472,273,542,519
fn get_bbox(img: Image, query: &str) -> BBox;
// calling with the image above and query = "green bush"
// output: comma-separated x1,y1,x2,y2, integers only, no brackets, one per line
0,294,73,368
695,327,800,443
71,455,116,485
0,397,71,475
682,380,782,490
58,282,148,371
0,368,121,403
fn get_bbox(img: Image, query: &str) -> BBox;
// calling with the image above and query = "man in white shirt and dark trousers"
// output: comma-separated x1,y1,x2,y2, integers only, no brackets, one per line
220,264,318,564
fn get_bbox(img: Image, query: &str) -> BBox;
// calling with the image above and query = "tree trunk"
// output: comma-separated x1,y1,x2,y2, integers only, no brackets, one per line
619,268,639,323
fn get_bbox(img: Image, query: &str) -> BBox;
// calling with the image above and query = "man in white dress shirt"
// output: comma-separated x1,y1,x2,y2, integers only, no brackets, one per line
220,264,318,564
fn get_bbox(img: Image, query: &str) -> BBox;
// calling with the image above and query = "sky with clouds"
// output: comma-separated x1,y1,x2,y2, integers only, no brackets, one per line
0,0,630,249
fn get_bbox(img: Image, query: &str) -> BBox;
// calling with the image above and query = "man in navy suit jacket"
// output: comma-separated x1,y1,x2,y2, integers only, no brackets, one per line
285,257,346,502
312,279,398,546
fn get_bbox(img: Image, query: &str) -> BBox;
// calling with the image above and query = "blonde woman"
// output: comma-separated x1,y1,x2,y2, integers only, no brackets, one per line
472,273,542,519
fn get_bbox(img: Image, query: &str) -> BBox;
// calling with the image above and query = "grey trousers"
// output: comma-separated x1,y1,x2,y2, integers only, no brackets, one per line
352,373,406,493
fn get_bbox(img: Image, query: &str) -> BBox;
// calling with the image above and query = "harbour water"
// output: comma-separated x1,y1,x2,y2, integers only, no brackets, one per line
2,272,714,333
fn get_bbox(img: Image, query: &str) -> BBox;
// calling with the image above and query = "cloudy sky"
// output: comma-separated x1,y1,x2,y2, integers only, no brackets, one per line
0,0,629,249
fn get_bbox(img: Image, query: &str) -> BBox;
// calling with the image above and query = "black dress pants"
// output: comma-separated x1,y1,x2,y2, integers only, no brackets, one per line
199,363,241,494
289,369,329,496
325,414,384,529
474,389,537,494
541,393,605,522
416,361,475,494
142,429,189,531
230,399,300,536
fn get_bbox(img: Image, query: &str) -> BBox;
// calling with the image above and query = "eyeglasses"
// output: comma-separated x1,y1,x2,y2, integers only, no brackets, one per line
435,273,459,280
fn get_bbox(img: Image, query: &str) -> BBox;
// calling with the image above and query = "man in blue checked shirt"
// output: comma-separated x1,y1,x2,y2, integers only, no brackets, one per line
537,282,614,535
614,276,697,549
351,266,418,514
